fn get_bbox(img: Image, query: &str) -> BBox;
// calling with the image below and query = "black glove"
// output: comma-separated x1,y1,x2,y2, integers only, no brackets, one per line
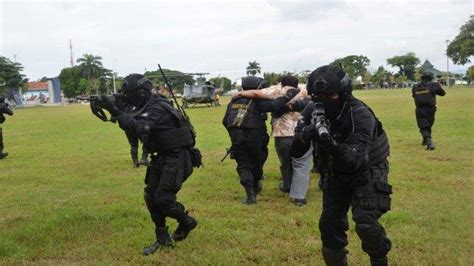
102,96,123,117
0,104,13,116
300,122,317,142
285,88,300,99
0,114,5,124
289,100,308,112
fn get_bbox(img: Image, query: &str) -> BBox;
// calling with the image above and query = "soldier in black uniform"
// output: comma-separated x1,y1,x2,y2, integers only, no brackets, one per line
102,74,202,255
0,96,14,159
412,71,446,150
291,65,392,266
121,125,150,167
223,76,299,205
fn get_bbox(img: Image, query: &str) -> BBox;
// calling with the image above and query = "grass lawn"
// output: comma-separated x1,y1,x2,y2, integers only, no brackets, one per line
0,87,473,264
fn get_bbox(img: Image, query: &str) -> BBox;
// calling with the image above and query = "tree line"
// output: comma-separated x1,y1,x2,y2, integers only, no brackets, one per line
0,16,472,96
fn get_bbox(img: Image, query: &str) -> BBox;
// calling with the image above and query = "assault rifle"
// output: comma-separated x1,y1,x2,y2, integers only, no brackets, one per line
311,102,331,142
88,93,125,122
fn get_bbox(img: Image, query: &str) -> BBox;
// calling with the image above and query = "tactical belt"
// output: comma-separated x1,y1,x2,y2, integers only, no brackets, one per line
155,126,195,152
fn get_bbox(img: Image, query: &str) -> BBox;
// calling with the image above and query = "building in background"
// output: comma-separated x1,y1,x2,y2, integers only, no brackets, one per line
419,60,443,78
24,78,62,104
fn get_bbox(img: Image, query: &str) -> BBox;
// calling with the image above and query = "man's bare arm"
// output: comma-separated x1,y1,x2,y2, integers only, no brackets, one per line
235,89,270,99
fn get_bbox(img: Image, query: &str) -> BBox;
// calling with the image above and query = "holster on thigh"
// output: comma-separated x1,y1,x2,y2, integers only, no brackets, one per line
352,164,392,213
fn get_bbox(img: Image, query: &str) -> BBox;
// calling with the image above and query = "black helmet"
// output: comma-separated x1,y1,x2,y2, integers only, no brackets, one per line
121,74,152,107
421,71,434,81
241,76,269,90
306,65,352,98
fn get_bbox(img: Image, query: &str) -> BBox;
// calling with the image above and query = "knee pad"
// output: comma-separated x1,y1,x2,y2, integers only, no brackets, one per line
355,222,389,257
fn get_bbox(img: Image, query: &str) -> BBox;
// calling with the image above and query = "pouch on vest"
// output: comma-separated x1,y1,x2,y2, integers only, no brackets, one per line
189,147,203,168
231,99,253,127
155,126,195,152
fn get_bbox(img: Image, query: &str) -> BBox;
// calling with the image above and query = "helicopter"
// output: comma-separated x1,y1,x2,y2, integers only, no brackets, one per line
181,73,220,108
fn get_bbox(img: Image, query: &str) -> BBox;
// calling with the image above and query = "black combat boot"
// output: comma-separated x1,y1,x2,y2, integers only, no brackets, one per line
142,226,174,256
242,186,256,205
322,247,348,266
425,138,435,150
172,213,198,241
370,256,388,266
0,150,8,159
139,153,151,167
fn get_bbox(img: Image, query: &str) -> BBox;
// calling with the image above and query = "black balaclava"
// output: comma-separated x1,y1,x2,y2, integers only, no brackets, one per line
121,74,152,109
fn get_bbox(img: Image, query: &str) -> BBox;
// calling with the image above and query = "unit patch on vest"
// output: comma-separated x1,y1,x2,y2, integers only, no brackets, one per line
231,103,250,110
414,88,429,95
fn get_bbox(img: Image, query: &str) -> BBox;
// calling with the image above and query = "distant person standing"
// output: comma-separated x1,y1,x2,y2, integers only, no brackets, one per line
412,72,446,150
0,96,14,159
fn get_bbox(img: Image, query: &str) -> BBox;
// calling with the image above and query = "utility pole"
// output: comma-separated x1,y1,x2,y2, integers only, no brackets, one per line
445,39,450,87
69,39,74,67
112,72,117,93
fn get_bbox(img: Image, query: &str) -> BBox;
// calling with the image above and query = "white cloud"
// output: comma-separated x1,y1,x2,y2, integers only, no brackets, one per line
0,0,472,81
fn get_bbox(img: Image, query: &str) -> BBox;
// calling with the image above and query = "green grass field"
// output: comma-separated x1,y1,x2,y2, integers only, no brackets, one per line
1,87,473,264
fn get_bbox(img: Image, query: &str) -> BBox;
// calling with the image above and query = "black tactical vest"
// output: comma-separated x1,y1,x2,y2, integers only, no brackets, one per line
337,100,390,167
148,98,195,153
224,97,266,129
413,82,436,107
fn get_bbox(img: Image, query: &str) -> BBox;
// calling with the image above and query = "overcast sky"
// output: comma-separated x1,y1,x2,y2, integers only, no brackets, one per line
1,0,472,81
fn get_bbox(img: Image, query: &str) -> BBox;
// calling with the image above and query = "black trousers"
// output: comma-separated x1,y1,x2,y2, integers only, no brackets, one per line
319,162,392,259
415,106,436,139
144,149,193,228
125,130,148,158
0,126,3,151
230,128,268,190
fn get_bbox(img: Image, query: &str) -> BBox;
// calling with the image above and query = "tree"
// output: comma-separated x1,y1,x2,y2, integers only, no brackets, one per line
0,56,27,94
447,16,474,65
246,61,261,76
370,66,393,87
209,76,232,91
144,69,195,94
263,72,281,85
58,66,82,98
77,78,90,95
76,54,104,81
466,66,474,83
331,55,370,78
387,52,420,81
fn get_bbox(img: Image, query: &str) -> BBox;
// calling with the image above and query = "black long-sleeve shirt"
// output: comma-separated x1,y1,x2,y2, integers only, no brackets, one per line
292,98,376,175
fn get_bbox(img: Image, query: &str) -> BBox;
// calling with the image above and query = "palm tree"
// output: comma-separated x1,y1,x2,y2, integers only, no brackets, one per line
246,61,261,76
76,54,104,81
